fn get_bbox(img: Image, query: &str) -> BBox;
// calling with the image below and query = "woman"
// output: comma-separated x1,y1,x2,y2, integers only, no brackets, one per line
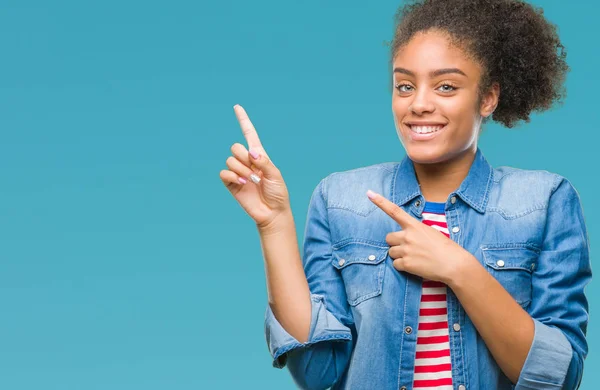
219,0,591,389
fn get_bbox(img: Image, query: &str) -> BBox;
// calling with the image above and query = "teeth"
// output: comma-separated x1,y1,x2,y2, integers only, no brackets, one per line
410,125,444,134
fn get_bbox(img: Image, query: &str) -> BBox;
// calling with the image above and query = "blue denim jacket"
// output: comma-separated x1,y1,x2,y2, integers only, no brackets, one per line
264,147,591,390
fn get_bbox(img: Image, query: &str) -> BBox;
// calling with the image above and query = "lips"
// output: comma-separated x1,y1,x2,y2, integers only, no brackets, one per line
405,122,447,127
403,122,447,141
410,125,445,134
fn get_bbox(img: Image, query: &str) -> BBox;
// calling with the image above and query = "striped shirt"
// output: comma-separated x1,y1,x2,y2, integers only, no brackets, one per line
412,201,453,390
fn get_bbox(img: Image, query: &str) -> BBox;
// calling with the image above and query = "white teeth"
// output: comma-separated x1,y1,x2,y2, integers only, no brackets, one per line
410,125,444,134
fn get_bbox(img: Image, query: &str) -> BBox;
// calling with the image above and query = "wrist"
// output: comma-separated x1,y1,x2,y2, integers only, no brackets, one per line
257,209,294,236
447,252,480,290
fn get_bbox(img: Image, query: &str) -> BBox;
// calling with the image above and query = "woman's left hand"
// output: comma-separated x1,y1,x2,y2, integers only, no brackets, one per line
366,189,475,285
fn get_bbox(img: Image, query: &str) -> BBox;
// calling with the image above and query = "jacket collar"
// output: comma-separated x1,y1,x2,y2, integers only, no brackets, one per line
392,147,492,214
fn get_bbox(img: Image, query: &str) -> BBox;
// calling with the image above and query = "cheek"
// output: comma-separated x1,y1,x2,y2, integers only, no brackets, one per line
438,96,476,124
392,95,409,115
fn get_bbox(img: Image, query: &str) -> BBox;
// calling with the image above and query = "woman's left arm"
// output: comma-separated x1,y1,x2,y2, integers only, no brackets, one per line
450,176,592,388
367,175,591,388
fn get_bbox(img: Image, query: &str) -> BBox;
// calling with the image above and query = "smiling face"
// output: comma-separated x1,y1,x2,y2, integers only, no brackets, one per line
392,29,497,165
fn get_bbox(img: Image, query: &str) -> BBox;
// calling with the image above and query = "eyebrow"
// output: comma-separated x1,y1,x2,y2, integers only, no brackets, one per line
393,67,467,78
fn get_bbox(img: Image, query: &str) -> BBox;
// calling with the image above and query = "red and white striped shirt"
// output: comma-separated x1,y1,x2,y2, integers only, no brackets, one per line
412,202,453,390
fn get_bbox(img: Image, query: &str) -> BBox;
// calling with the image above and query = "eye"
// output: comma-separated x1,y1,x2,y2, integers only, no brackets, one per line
394,83,413,93
437,83,458,93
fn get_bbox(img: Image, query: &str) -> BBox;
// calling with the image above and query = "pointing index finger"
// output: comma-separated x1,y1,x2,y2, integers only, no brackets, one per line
367,189,415,228
234,104,263,151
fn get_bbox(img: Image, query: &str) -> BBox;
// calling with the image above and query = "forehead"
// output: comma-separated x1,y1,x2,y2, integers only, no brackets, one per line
393,30,481,76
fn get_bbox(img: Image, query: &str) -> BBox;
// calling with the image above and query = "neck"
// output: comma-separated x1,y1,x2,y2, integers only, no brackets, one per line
412,147,477,203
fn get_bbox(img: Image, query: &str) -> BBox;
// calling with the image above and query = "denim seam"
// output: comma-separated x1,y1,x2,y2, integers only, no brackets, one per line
460,297,469,390
272,333,353,363
320,176,328,206
453,208,468,389
487,204,547,220
398,271,409,390
492,168,556,185
327,204,378,217
492,168,527,183
332,239,389,250
480,242,541,252
392,163,399,206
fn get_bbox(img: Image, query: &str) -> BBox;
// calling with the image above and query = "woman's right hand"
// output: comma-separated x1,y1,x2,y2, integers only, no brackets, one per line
219,104,292,231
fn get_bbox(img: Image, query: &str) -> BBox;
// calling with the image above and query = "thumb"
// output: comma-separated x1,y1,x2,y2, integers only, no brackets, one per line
249,147,279,180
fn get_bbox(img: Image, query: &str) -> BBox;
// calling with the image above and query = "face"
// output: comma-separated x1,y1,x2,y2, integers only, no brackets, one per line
392,29,498,165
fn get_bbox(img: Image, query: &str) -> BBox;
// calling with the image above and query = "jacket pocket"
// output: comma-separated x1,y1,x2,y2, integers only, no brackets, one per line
481,245,539,308
332,242,388,306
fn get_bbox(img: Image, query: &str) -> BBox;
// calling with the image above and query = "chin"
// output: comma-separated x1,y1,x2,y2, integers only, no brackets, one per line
405,146,449,165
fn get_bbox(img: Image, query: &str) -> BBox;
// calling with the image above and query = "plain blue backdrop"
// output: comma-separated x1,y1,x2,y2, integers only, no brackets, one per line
0,0,597,388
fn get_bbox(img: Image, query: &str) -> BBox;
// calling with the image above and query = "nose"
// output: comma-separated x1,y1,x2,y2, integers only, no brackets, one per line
408,88,435,115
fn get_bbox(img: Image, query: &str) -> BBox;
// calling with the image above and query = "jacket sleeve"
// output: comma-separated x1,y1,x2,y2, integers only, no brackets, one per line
264,176,355,390
515,176,592,390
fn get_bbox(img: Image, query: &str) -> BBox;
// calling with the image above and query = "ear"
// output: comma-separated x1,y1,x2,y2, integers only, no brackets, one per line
480,82,500,117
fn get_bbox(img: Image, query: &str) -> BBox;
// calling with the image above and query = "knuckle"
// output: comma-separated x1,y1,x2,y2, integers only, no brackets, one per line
220,170,233,183
230,143,242,153
262,154,274,168
385,232,393,244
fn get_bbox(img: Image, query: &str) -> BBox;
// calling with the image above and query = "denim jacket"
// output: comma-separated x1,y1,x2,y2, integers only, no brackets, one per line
264,147,591,390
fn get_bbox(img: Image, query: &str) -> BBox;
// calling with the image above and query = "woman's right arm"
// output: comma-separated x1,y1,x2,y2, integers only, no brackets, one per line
262,178,354,389
258,208,312,344
220,105,354,389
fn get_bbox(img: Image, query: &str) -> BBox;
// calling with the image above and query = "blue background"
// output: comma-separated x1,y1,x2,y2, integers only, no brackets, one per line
0,0,597,388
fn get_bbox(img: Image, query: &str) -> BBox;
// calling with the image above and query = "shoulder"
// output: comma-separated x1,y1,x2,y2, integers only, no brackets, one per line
491,165,569,194
316,162,398,212
488,165,576,217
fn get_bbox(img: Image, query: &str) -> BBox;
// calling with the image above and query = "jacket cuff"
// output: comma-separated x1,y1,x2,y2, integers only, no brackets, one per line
515,318,573,389
264,293,352,369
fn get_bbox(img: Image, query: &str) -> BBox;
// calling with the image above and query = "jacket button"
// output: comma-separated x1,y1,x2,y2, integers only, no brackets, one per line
458,385,466,390
368,254,376,261
453,323,461,332
531,263,536,271
415,200,421,207
400,387,407,390
451,196,457,204
404,326,412,334
496,260,505,267
338,259,346,266
452,226,460,233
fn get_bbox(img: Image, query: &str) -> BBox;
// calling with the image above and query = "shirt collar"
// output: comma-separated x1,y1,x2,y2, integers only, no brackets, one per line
392,146,492,214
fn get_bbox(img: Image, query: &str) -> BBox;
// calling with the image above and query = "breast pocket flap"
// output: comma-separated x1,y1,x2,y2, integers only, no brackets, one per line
331,245,388,269
331,243,389,306
481,246,538,272
481,245,540,307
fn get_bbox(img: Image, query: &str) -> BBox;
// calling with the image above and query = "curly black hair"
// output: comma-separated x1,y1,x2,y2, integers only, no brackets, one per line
388,0,569,128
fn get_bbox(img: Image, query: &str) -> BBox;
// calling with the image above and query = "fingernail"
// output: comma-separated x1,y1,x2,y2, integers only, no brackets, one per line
367,190,377,199
238,177,247,184
249,149,260,160
249,173,261,184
